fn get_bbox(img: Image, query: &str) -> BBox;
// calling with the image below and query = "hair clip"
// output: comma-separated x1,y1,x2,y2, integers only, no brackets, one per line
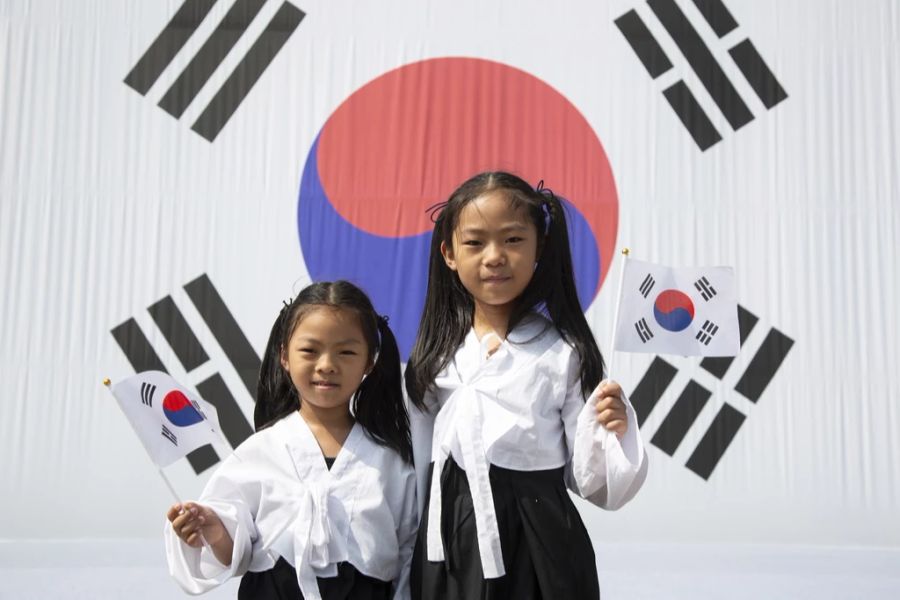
377,314,390,326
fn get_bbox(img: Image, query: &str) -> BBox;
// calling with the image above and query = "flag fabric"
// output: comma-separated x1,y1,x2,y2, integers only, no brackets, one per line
111,371,222,467
613,258,740,357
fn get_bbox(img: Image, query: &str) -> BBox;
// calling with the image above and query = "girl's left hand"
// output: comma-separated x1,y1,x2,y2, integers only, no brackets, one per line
595,380,628,439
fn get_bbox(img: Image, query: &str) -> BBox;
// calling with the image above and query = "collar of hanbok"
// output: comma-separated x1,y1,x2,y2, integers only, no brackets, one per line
255,412,361,600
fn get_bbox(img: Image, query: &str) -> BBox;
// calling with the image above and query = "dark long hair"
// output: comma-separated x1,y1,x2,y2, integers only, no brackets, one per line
405,171,604,409
255,280,412,463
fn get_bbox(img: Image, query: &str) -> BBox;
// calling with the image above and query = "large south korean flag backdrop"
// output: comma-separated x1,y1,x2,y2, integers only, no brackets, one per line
2,0,898,597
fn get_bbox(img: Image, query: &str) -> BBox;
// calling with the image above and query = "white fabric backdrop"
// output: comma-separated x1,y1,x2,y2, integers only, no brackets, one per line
1,0,898,596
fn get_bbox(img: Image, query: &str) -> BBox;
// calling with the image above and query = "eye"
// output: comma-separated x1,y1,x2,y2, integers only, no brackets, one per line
462,239,482,247
340,350,358,356
506,236,524,243
299,347,316,354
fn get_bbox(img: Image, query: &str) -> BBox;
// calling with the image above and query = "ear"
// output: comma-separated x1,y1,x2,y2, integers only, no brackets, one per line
279,344,289,371
440,240,458,271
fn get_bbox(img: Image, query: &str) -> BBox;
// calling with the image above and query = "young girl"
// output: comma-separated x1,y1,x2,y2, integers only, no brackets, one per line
405,172,648,599
165,281,417,600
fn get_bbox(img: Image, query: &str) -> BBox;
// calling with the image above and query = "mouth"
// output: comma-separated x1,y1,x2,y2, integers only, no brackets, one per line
482,275,511,283
312,381,339,389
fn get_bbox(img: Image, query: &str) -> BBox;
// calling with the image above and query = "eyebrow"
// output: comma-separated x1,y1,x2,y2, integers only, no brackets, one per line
459,223,530,235
295,337,364,346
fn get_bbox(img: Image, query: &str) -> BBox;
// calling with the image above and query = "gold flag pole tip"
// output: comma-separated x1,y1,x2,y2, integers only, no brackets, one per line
622,248,630,256
103,378,111,387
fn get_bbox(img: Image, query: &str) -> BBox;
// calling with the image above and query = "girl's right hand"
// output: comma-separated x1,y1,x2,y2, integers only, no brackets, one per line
167,502,228,548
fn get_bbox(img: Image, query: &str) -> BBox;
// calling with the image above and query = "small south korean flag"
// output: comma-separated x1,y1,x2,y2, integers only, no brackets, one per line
111,371,222,467
613,258,740,357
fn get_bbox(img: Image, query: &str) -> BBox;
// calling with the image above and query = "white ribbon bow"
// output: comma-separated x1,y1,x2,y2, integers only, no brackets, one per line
426,384,506,579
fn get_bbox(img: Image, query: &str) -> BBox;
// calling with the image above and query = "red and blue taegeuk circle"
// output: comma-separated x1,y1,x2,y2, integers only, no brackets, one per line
653,289,695,332
297,58,619,358
162,390,204,427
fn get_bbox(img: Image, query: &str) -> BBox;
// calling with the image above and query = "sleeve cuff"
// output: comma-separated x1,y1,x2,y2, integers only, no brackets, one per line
164,502,253,594
571,390,648,509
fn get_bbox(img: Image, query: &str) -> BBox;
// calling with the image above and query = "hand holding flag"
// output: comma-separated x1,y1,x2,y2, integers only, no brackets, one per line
594,380,628,438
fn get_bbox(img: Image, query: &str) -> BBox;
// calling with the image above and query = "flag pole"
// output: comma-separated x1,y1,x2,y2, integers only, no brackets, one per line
605,248,630,381
103,377,183,505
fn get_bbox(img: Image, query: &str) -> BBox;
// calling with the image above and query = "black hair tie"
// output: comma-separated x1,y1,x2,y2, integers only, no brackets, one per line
425,201,449,223
535,179,555,231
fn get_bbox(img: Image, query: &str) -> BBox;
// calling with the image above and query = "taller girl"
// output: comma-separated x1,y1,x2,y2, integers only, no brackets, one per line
406,171,648,599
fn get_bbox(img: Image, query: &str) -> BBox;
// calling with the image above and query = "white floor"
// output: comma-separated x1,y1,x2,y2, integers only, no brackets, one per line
1,540,898,599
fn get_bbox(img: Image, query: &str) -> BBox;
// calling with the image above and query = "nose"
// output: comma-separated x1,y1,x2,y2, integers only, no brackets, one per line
316,353,337,373
483,242,506,266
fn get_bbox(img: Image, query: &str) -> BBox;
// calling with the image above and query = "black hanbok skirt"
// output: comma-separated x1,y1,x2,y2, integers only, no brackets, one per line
239,558,392,600
411,457,600,600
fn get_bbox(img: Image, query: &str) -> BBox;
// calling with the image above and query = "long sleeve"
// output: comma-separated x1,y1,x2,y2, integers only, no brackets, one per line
391,465,418,600
409,391,437,519
164,455,260,593
562,352,648,509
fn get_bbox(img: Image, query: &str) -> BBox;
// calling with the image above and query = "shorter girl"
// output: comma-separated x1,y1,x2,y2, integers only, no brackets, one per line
165,281,417,600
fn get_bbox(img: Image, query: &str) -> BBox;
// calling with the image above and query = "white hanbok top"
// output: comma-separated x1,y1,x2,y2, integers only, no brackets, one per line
165,411,417,600
410,314,648,579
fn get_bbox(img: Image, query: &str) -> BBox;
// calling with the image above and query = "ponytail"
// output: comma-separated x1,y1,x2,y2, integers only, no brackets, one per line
354,316,412,463
255,302,299,430
515,183,604,400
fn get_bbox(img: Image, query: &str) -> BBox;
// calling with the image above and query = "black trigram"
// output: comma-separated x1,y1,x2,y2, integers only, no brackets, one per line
161,424,178,446
695,319,719,345
124,0,306,142
140,382,157,406
630,304,793,479
694,275,717,301
615,0,788,151
635,318,654,343
111,274,258,474
639,273,656,298
190,400,208,422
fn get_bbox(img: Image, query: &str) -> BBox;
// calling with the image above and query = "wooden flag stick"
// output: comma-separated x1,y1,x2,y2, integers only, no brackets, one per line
605,248,630,381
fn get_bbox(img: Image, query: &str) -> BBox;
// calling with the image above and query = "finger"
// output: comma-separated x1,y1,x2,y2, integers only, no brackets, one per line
167,502,197,524
596,408,626,425
600,380,623,397
595,396,624,413
606,419,627,436
173,511,202,536
170,512,190,531
166,504,182,522
178,518,205,542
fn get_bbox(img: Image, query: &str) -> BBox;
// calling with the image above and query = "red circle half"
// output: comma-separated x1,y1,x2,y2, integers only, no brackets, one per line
316,58,618,283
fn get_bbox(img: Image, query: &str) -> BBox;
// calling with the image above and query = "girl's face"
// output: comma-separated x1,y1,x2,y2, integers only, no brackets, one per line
280,307,373,414
441,191,539,315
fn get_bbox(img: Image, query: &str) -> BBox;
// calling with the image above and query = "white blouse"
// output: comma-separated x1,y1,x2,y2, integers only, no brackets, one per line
410,314,648,579
165,412,417,600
